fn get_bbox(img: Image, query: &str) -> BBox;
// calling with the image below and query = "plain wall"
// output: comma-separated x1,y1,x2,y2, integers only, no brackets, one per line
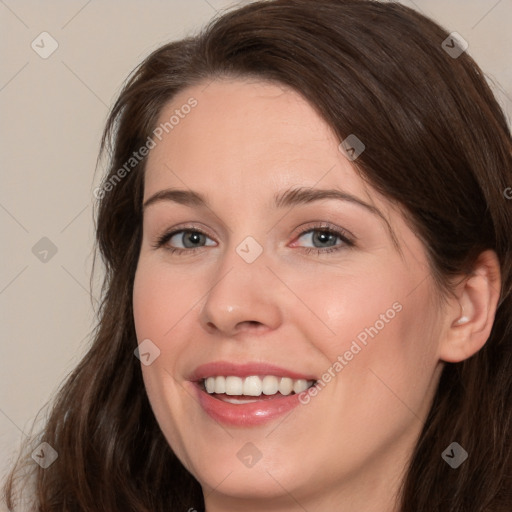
1,0,511,497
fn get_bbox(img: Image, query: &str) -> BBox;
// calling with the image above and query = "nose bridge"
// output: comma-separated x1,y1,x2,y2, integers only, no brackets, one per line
199,235,282,335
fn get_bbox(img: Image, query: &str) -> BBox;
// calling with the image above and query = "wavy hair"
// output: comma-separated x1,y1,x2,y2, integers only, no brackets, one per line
3,0,511,510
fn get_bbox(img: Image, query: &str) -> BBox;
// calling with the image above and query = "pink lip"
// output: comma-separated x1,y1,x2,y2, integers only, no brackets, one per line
189,361,317,381
187,361,317,427
190,382,309,427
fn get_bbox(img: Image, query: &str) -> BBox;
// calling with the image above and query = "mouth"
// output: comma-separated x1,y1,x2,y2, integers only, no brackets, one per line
188,362,319,426
199,375,317,404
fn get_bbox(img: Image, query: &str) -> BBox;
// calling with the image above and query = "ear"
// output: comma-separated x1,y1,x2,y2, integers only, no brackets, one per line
438,250,501,363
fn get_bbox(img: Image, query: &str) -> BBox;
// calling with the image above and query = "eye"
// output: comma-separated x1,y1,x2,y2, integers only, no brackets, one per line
153,222,354,256
154,228,216,254
292,223,354,255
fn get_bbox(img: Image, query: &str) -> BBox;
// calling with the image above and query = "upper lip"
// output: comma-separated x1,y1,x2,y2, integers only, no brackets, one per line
189,361,317,382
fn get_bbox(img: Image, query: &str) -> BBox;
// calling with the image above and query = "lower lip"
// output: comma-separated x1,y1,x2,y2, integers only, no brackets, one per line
192,382,306,427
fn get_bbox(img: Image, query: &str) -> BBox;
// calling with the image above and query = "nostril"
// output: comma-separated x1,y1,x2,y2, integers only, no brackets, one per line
237,320,264,330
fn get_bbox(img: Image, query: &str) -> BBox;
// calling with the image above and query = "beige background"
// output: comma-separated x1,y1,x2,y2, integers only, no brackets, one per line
1,0,511,490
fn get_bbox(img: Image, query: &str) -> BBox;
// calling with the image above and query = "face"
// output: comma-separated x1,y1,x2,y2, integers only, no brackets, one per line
133,79,446,509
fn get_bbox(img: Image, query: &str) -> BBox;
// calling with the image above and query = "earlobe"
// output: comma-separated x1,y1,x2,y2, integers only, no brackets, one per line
439,250,501,363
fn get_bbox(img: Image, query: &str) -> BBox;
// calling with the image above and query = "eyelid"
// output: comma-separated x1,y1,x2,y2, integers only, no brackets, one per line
152,223,216,250
154,221,355,254
290,221,355,245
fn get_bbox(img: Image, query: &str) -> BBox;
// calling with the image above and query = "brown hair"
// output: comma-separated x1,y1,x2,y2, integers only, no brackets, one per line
3,0,511,510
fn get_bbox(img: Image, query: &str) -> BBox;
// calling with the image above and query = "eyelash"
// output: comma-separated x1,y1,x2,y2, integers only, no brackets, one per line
153,222,355,256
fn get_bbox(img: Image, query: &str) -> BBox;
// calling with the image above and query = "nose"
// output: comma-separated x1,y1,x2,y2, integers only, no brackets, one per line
199,246,283,337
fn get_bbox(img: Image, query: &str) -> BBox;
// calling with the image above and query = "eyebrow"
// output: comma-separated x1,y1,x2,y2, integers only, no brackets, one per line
145,186,376,212
142,186,401,249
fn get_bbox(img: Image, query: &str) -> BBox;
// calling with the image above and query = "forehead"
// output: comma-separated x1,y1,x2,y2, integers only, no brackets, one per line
144,78,382,212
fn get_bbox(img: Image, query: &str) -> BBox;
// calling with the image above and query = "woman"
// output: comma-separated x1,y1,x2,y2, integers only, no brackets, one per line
3,0,511,510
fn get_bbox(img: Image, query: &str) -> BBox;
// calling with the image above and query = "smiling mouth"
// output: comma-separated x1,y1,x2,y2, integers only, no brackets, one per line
200,375,317,403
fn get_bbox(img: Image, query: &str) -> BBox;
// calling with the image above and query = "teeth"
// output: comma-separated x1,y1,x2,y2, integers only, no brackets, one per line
225,376,243,395
205,377,215,394
279,377,293,395
203,375,315,397
293,379,309,393
215,376,226,394
262,375,279,395
243,376,263,396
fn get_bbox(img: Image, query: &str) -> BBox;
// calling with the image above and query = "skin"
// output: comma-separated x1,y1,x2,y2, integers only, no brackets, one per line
132,79,501,511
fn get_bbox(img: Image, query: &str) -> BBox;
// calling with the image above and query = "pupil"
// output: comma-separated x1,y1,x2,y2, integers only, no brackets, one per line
314,231,335,247
184,232,203,248
181,231,336,249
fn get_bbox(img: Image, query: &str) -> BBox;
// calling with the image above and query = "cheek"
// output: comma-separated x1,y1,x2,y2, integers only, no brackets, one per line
132,263,197,466
133,261,193,340
336,286,441,438
295,262,406,353
132,264,188,398
307,264,440,413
